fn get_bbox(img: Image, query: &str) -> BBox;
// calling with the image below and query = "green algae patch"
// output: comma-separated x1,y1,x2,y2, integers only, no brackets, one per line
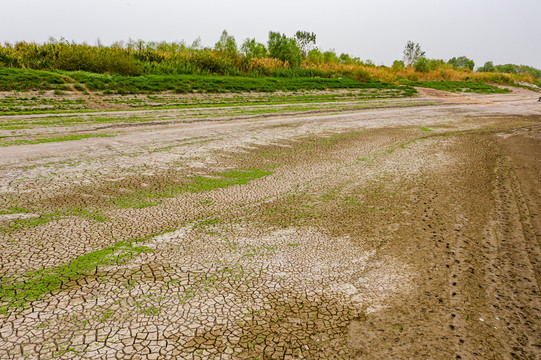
0,239,152,312
110,168,273,209
184,168,273,193
0,207,106,233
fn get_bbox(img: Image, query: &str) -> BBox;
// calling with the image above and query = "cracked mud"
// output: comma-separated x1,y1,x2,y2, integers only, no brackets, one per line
1,88,541,359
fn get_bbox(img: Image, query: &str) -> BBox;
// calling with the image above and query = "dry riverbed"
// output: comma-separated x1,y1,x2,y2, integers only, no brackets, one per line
0,88,540,359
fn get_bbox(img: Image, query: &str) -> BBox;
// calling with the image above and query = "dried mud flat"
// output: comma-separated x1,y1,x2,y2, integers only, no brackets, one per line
0,89,540,359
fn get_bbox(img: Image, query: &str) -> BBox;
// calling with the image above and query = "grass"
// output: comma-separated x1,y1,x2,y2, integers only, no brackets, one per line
0,69,419,116
66,70,416,95
0,68,68,91
0,237,152,312
420,127,433,131
0,95,88,114
0,93,429,122
0,133,113,147
402,80,511,94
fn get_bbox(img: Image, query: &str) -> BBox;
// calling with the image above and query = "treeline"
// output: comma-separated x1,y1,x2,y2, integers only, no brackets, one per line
0,31,538,85
477,61,541,79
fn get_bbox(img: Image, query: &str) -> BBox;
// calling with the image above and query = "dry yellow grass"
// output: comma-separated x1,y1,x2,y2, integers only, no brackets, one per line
301,61,534,84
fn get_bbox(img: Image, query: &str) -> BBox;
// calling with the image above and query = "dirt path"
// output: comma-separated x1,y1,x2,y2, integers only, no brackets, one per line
60,75,128,111
0,89,540,359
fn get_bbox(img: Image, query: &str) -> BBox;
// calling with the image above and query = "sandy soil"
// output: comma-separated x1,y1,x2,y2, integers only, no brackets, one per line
0,88,540,359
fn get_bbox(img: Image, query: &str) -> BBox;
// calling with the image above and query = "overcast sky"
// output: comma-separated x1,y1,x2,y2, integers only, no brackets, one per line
1,0,540,68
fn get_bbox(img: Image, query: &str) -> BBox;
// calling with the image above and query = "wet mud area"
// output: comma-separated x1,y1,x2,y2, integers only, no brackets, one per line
0,90,540,359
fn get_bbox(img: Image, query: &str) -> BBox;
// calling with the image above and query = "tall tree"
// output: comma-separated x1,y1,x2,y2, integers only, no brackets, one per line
294,31,316,59
403,41,425,66
268,31,302,67
190,37,202,50
214,30,237,54
241,38,268,59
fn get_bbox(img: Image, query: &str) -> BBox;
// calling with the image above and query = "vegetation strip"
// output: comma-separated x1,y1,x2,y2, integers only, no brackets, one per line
67,72,413,94
0,207,106,233
406,80,511,94
0,87,416,116
1,37,538,86
0,68,414,94
0,133,113,147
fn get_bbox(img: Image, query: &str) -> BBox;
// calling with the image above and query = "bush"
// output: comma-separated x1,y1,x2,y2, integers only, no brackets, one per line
406,73,419,81
351,68,371,82
52,44,141,75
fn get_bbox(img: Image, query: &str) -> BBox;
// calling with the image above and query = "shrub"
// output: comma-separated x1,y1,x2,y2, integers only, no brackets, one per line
406,73,419,81
247,57,287,76
351,68,371,82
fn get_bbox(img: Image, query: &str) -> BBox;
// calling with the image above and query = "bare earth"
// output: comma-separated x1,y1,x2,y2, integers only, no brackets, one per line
0,88,540,359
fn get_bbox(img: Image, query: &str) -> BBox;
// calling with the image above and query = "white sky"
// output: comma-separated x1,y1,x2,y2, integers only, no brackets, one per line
1,0,540,68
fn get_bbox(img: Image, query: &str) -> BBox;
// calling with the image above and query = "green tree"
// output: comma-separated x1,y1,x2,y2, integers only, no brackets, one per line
403,41,425,66
323,50,339,63
448,56,474,70
494,64,518,74
215,30,237,54
306,49,324,64
294,30,316,59
518,65,541,78
339,53,352,64
267,31,302,67
477,61,495,72
392,60,405,71
413,57,430,73
190,37,203,51
364,59,375,67
240,38,268,59
135,39,146,52
428,59,445,70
